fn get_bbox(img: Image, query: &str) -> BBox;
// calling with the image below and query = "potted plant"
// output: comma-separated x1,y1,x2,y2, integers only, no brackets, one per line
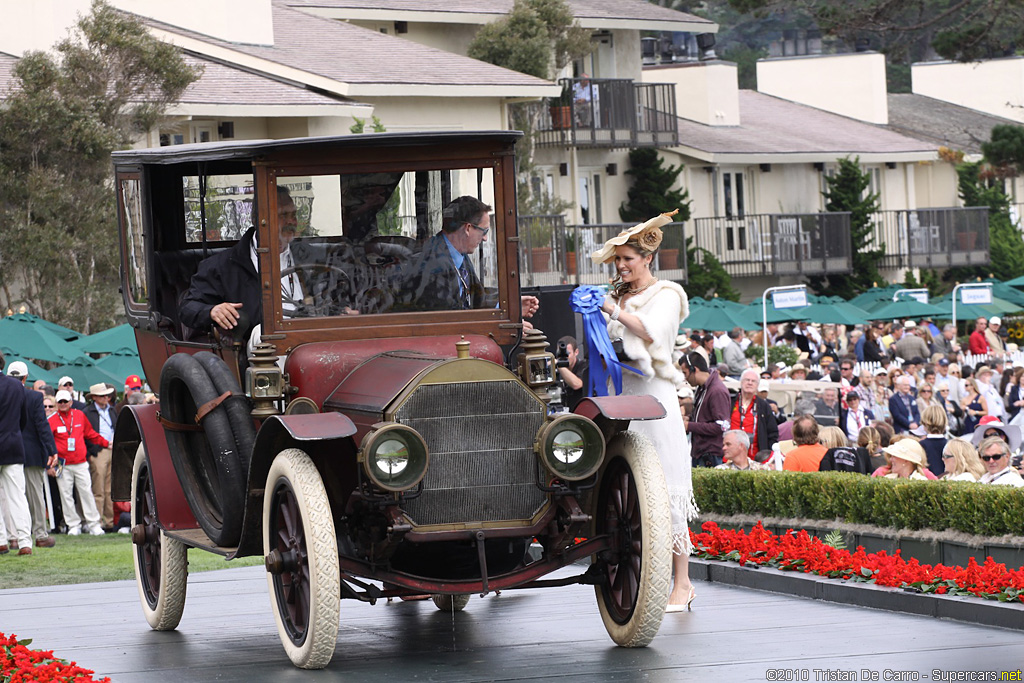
549,82,573,130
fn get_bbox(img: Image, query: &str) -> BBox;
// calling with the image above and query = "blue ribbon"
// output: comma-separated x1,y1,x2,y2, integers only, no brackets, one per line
569,285,642,397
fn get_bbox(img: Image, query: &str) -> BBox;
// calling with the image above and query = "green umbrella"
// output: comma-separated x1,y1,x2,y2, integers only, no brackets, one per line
849,285,904,309
50,355,122,389
0,313,81,341
95,347,145,383
0,346,58,384
797,297,871,326
0,315,85,363
982,279,1024,309
741,298,809,327
931,293,1023,319
682,299,753,332
1005,274,1024,289
75,324,137,354
867,296,946,321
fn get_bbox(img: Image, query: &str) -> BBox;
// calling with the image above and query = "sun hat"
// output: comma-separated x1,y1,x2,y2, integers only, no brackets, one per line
971,417,1022,452
590,210,678,264
790,363,807,374
6,361,28,377
55,390,73,403
904,320,917,329
873,367,888,376
89,383,115,397
882,439,926,467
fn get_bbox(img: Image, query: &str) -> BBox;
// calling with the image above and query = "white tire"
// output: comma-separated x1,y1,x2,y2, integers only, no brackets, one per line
593,431,672,647
131,444,188,631
431,594,471,612
263,449,340,670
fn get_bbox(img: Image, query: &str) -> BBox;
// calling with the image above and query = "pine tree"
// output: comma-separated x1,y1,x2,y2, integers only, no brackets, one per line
945,161,1024,284
807,157,885,299
618,148,739,301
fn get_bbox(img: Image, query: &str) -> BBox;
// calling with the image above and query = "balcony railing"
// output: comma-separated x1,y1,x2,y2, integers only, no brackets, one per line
518,216,687,287
871,207,989,269
536,78,679,150
690,213,852,278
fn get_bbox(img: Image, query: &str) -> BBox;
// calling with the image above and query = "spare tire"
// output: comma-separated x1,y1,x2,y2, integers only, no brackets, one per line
193,351,256,480
160,352,246,546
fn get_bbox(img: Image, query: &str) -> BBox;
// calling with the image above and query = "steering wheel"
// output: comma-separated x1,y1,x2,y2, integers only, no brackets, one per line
281,263,353,318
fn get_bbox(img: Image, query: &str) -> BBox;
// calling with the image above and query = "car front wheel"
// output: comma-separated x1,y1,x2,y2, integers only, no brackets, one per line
263,448,340,669
593,431,672,648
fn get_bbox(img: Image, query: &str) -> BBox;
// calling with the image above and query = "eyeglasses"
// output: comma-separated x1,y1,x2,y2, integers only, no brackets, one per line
62,382,73,387
920,390,932,394
128,386,142,392
941,453,954,459
980,454,1006,462
468,222,489,236
57,400,69,404
43,403,54,409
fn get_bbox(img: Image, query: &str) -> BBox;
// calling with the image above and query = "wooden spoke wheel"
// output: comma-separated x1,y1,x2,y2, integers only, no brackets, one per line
594,431,672,648
131,445,188,631
263,449,340,670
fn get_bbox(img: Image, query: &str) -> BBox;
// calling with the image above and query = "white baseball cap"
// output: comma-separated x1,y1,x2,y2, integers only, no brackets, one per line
6,361,28,377
58,376,75,387
990,316,1001,325
55,390,73,403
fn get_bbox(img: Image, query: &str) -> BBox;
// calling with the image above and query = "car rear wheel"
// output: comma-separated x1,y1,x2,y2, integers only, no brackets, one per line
593,431,671,648
263,448,340,670
131,445,188,631
431,594,470,612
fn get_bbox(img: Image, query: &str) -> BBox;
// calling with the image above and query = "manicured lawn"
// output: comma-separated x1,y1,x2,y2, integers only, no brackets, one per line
0,533,264,590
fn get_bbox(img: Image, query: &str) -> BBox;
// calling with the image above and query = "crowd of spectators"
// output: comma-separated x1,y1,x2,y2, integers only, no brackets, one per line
0,350,154,556
672,315,1024,487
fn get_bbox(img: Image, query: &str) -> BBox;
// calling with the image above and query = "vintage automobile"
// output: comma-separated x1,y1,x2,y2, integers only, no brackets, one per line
109,131,673,669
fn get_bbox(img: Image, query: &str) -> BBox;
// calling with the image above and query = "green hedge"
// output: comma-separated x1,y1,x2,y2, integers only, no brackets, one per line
692,469,1024,537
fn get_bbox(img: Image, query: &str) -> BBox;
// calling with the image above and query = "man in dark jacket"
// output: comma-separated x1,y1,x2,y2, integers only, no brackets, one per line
6,362,57,547
0,353,32,554
398,195,490,311
683,351,731,467
179,225,263,342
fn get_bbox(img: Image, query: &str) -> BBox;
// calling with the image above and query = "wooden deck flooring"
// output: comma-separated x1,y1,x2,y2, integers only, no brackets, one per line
3,563,1022,682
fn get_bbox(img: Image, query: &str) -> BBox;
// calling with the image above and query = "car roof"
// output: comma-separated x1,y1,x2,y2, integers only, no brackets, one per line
111,130,522,166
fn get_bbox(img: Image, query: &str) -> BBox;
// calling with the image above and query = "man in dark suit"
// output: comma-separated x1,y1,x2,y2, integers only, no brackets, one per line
6,362,57,548
0,353,32,554
889,375,921,434
399,195,492,311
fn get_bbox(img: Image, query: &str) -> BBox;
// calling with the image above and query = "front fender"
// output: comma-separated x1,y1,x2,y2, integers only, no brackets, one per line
231,412,359,558
574,395,666,442
111,404,201,532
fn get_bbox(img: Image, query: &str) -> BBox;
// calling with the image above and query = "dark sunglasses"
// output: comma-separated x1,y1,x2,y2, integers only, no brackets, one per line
980,454,1005,462
57,399,70,404
941,453,954,459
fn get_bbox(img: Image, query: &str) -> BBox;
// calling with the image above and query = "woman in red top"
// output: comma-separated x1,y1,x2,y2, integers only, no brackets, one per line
48,390,108,535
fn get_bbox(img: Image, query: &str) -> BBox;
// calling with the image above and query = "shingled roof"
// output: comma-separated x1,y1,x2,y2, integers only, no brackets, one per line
142,2,557,98
674,90,938,164
886,93,1017,156
285,0,716,32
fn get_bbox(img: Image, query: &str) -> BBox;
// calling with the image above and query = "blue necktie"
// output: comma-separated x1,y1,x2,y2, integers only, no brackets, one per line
458,262,471,309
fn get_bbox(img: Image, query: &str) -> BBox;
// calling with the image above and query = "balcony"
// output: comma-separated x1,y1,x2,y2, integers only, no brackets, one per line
871,207,990,270
690,213,852,278
518,216,687,287
536,78,679,150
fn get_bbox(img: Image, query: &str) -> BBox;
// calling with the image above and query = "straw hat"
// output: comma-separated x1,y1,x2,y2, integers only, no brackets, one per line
882,439,926,467
590,210,678,264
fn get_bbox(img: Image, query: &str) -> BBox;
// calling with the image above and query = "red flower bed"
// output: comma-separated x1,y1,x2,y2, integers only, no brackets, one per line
1,632,109,683
691,521,1024,603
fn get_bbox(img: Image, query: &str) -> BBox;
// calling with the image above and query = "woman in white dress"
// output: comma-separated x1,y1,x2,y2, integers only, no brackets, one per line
592,211,699,611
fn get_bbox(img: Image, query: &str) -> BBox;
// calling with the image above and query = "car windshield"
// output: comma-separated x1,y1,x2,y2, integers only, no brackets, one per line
268,167,498,319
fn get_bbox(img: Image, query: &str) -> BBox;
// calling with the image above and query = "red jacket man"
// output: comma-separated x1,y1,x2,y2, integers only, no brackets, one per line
49,392,108,464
